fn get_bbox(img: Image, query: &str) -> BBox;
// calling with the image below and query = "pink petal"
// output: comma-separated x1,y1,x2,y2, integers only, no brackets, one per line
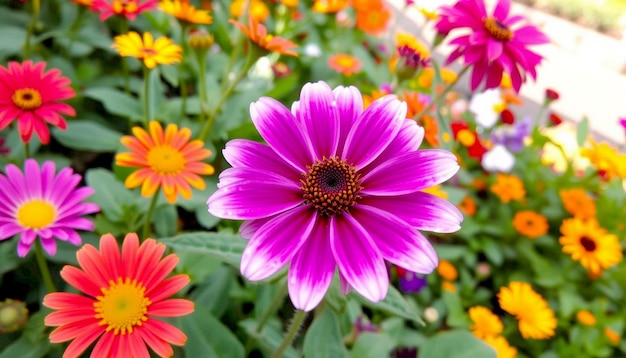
333,86,363,157
297,81,340,159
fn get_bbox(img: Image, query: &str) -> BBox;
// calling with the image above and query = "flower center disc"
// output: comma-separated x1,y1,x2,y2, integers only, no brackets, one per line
580,236,597,252
12,88,42,110
147,145,186,175
16,200,56,229
301,157,363,216
94,278,151,335
113,0,138,13
484,18,513,42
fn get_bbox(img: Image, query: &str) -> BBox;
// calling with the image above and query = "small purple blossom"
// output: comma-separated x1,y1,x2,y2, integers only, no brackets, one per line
398,271,427,293
492,116,532,153
619,117,626,131
0,136,8,156
397,45,430,70
207,81,462,311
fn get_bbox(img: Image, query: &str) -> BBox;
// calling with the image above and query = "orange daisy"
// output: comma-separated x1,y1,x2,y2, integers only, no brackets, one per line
402,91,439,146
115,121,215,203
513,210,549,239
230,0,270,22
458,196,477,216
43,233,194,357
490,173,525,203
160,0,212,24
328,54,362,76
559,188,596,220
230,18,299,57
356,3,391,35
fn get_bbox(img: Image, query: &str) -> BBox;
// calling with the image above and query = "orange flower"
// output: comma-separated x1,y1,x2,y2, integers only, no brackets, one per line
328,54,362,76
355,3,391,35
230,0,269,22
513,210,549,239
605,327,620,345
576,310,596,326
437,260,458,281
469,306,503,339
490,174,525,203
116,121,215,203
458,196,476,216
280,0,298,6
441,281,456,293
160,0,212,24
401,91,440,147
363,87,392,109
559,188,596,220
312,0,348,13
230,18,299,57
418,67,457,89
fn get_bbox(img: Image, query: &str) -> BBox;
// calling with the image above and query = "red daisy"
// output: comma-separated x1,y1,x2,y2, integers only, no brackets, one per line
435,0,549,92
0,61,76,144
43,233,194,358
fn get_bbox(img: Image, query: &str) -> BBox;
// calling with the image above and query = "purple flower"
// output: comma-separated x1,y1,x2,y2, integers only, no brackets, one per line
0,159,99,257
619,117,626,131
492,116,532,153
207,81,462,311
0,136,8,156
398,271,428,293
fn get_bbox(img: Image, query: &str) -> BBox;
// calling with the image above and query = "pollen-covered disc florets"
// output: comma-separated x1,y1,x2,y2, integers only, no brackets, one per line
301,156,363,216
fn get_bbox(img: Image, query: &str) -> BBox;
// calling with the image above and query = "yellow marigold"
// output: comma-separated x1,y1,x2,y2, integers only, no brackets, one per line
581,140,626,180
483,336,517,358
498,281,557,340
312,0,348,13
469,306,503,339
442,281,456,293
559,188,596,220
605,327,620,345
160,0,212,24
458,196,477,216
576,310,596,326
115,121,215,203
559,218,622,277
437,260,458,281
418,67,457,89
490,174,525,204
112,32,182,69
512,210,549,239
230,0,269,22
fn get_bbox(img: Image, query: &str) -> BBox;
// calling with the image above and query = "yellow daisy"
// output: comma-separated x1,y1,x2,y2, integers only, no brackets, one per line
483,336,517,358
468,306,503,339
112,32,182,69
160,0,212,24
559,218,622,277
116,121,215,203
498,281,557,340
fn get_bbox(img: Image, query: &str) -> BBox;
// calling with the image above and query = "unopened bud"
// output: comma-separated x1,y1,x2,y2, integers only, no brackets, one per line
188,29,214,51
0,299,28,333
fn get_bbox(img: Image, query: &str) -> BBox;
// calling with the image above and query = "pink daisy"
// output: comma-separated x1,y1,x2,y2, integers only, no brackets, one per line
0,159,99,257
44,233,194,358
0,61,76,144
435,0,549,92
207,81,462,311
91,0,158,21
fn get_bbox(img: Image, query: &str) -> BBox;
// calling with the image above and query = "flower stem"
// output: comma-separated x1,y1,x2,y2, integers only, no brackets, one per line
142,66,151,128
179,26,188,119
141,190,159,240
271,310,307,358
198,50,257,141
23,0,41,59
244,282,288,354
34,240,56,293
413,65,470,121
23,142,30,162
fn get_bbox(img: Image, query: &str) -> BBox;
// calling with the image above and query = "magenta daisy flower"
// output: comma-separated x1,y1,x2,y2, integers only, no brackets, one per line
435,0,549,92
207,81,462,311
0,159,99,257
0,61,76,144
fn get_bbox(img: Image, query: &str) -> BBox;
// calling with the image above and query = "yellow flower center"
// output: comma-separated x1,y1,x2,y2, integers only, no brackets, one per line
12,88,42,110
337,56,355,69
484,17,513,42
112,0,138,13
301,157,362,217
94,278,151,335
16,200,56,229
457,129,476,147
147,145,186,175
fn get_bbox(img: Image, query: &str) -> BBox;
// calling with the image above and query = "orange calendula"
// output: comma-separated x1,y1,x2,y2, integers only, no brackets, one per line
512,210,548,239
559,188,596,220
355,4,391,35
312,0,349,13
230,18,299,57
490,173,525,203
436,260,457,281
116,121,215,203
230,0,269,22
328,54,362,76
468,306,503,339
160,0,212,24
498,281,557,340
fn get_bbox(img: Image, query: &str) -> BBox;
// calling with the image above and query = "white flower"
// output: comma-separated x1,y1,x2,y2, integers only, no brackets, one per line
303,43,322,58
482,144,515,173
469,88,503,129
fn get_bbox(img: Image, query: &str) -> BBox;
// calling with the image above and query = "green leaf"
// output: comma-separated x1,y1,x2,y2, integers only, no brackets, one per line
482,239,504,266
160,232,246,268
153,204,178,238
576,117,589,147
85,168,134,222
350,285,424,325
83,87,143,120
191,265,234,318
178,305,245,358
239,319,299,358
442,291,469,328
52,120,123,152
0,26,27,57
303,309,348,358
349,332,395,358
0,240,19,276
419,330,496,358
0,336,50,358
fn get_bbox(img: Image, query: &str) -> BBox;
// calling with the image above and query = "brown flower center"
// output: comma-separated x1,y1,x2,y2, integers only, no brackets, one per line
580,236,597,252
12,88,42,110
484,18,513,42
301,157,363,216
